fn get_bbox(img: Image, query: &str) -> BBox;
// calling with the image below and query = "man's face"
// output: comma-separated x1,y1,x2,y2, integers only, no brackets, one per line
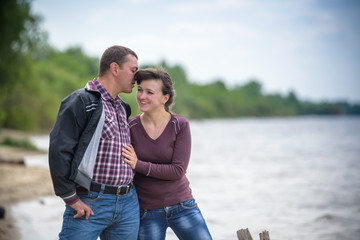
117,54,139,93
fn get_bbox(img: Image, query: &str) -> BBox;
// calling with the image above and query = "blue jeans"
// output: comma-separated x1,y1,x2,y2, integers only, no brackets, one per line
138,199,212,240
59,184,139,240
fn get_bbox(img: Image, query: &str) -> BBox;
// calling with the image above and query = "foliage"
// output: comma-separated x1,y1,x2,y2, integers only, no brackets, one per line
1,0,43,130
0,136,36,150
0,0,359,131
130,62,360,119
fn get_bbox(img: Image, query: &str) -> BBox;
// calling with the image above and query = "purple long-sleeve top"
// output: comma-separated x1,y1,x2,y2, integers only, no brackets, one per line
128,114,193,210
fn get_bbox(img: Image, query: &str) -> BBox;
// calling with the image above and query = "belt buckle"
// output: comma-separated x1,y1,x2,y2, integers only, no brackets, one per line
116,184,130,196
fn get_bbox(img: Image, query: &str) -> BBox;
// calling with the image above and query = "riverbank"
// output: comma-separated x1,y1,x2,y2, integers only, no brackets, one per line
0,129,54,240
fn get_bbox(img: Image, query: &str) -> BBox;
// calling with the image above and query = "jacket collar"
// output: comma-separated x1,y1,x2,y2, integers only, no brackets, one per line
85,78,99,92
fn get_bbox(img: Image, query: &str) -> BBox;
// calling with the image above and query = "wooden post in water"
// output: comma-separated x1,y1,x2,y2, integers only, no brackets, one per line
237,228,270,240
237,228,253,240
259,230,270,240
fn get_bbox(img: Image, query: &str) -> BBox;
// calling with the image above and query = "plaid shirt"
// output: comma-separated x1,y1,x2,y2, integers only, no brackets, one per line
92,79,134,185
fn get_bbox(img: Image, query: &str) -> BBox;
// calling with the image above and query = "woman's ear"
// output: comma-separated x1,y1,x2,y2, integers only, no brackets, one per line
163,94,170,104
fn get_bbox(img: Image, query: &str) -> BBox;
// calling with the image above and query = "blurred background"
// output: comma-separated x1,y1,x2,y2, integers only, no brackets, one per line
0,0,359,240
1,0,360,131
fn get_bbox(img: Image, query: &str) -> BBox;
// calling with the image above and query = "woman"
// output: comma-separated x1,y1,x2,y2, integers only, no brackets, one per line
122,67,212,240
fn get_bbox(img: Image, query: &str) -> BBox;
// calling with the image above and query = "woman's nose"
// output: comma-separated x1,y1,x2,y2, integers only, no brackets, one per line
138,92,145,99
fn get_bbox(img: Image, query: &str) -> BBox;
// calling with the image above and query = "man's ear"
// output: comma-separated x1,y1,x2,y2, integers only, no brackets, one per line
110,62,118,75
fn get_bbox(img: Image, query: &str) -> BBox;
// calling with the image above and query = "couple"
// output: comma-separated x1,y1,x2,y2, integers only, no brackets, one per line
48,45,212,240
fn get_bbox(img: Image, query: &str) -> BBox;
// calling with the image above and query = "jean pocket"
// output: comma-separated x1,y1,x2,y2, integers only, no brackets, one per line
80,191,102,203
130,189,138,199
180,199,198,209
140,210,147,220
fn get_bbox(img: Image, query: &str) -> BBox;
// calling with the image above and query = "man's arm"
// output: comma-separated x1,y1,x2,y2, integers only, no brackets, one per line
48,93,86,204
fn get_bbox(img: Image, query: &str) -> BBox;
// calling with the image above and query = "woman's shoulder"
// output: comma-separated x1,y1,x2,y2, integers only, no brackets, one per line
171,113,188,123
128,114,141,128
170,114,190,132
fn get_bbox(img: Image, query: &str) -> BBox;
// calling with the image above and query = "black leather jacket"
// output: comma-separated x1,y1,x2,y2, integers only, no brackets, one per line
48,80,130,203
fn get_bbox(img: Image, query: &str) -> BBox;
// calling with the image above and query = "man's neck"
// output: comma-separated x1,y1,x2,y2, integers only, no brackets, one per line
97,76,119,99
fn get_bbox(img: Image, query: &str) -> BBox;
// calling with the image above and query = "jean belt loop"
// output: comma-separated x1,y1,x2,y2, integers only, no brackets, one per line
100,183,106,194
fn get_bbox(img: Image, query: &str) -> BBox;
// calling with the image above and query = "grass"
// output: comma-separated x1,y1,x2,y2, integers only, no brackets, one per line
0,136,37,150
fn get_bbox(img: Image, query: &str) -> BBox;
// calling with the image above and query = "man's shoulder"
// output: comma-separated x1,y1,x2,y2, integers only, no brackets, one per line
120,100,131,119
63,88,100,102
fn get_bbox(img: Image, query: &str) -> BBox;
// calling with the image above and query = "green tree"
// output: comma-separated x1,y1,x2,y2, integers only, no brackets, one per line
1,1,359,132
0,0,43,129
236,80,262,97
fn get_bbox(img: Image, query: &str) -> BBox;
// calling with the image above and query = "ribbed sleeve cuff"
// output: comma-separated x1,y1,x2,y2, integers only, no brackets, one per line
61,191,79,205
146,163,152,176
135,160,151,176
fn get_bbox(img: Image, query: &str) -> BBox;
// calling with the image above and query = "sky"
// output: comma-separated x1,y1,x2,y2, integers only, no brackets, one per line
31,0,360,103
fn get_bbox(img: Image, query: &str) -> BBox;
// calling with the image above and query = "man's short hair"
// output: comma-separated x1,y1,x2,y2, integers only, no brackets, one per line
99,45,138,77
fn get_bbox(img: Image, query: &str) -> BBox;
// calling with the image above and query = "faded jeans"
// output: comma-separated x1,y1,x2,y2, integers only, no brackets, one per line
59,184,139,240
138,199,212,240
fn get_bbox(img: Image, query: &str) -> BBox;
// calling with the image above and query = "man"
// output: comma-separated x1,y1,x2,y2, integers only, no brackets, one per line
49,45,139,239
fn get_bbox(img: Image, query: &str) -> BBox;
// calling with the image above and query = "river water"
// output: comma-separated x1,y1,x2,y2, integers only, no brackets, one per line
14,116,360,240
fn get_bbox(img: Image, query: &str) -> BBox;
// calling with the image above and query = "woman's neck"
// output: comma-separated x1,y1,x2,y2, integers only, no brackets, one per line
140,109,171,126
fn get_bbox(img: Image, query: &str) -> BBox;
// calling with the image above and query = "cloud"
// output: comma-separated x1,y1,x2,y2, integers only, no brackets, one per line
32,0,360,102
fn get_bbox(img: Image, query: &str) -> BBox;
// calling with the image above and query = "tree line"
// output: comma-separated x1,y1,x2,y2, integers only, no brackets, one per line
1,0,359,131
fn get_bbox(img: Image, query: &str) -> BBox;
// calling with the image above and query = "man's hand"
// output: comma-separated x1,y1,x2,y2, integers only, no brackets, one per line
70,199,94,219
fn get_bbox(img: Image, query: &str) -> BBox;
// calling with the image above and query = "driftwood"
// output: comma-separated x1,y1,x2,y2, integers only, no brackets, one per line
237,228,253,240
237,228,270,240
259,230,270,240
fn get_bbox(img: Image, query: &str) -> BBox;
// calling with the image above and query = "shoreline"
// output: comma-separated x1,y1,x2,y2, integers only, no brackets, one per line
0,162,55,240
0,129,54,240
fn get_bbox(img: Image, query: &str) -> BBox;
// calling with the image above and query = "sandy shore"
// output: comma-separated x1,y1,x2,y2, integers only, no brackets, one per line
0,129,54,240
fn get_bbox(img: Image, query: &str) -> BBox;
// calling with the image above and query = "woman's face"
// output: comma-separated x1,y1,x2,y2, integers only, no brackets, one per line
137,79,169,113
